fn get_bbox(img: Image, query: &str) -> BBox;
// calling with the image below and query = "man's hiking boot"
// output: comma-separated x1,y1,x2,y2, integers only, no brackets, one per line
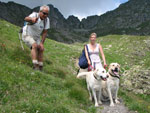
39,66,43,71
33,64,39,70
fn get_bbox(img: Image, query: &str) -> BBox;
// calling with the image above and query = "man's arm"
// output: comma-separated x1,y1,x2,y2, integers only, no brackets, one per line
24,16,38,23
41,29,48,44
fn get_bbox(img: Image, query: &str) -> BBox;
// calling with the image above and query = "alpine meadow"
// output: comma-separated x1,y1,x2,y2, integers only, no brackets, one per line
1,0,150,112
0,19,150,113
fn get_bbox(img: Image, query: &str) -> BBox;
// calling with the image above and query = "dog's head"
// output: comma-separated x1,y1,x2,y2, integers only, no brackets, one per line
93,68,107,81
109,63,120,77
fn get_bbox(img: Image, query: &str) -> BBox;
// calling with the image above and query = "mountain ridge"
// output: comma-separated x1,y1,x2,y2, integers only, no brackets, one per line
1,0,150,43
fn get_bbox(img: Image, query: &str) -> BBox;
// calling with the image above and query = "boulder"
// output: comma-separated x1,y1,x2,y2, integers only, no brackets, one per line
121,65,150,94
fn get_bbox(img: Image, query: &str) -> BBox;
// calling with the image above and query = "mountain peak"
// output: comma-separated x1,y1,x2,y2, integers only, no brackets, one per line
1,0,150,43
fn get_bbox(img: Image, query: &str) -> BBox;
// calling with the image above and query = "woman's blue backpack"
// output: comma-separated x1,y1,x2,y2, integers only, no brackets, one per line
78,45,91,69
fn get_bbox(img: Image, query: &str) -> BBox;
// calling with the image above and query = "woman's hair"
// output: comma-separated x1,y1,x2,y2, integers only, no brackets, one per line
90,33,97,38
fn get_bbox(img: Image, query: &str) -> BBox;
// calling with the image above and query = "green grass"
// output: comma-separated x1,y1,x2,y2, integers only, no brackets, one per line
0,19,150,113
119,89,150,113
0,20,96,113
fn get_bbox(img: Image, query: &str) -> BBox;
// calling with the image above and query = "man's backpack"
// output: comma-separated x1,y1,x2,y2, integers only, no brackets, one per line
78,45,91,69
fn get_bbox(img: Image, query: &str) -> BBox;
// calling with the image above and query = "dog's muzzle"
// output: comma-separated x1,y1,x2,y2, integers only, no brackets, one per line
101,76,107,81
112,68,119,75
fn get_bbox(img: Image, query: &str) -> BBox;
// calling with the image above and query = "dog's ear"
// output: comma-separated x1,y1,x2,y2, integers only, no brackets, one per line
118,64,120,68
117,64,121,71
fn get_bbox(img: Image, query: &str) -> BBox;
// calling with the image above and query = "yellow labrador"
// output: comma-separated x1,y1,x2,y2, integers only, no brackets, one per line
101,63,121,106
77,68,107,107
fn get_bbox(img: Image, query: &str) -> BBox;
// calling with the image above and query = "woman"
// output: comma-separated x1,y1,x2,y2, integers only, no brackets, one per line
85,33,107,71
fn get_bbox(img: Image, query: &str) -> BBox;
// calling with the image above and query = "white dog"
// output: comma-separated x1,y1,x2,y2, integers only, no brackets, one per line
77,68,107,107
101,63,121,106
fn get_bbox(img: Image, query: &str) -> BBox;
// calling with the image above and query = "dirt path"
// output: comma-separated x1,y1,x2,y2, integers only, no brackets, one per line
96,99,137,113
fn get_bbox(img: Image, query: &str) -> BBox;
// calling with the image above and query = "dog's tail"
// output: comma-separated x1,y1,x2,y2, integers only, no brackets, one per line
77,72,90,79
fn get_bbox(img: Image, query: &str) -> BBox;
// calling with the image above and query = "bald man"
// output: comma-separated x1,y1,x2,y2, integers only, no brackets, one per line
22,5,50,70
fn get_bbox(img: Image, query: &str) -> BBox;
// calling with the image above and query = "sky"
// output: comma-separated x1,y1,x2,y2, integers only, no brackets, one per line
0,0,128,20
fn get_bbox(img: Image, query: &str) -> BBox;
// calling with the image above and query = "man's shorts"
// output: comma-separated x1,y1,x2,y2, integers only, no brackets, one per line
22,34,41,49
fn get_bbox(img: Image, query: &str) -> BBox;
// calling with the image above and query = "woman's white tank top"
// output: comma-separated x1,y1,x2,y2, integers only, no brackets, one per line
87,44,101,63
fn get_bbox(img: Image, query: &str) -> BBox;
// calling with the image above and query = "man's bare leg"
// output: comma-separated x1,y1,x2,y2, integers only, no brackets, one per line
31,43,39,70
38,44,44,71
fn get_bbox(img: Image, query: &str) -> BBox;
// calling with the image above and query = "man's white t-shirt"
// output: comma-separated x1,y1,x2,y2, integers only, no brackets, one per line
23,12,50,39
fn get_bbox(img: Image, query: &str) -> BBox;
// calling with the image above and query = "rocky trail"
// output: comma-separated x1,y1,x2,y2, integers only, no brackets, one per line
97,99,137,113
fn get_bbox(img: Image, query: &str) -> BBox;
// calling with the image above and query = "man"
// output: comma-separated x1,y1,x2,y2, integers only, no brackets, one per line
22,5,50,70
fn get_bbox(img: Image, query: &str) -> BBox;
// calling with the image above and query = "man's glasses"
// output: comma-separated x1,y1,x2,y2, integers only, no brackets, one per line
42,11,48,16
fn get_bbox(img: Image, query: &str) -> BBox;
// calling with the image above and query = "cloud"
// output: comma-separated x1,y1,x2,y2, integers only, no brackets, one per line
44,0,128,19
0,0,128,19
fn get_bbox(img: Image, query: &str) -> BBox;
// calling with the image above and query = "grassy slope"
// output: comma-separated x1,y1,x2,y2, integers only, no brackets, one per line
0,20,96,113
0,19,150,113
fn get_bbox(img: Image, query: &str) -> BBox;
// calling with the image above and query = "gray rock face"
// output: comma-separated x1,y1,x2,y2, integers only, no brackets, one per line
67,15,80,29
93,0,150,36
121,65,150,95
1,0,150,43
81,15,99,29
0,1,31,26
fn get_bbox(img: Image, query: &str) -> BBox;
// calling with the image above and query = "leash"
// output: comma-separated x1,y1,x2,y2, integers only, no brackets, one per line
88,64,94,71
104,65,108,70
88,64,108,71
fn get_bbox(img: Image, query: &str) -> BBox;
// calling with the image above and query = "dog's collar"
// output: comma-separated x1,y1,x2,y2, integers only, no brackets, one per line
109,72,120,79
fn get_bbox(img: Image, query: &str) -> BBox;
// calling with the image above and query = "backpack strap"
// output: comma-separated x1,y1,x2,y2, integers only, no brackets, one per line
85,44,92,64
36,13,39,18
43,18,47,29
85,45,89,54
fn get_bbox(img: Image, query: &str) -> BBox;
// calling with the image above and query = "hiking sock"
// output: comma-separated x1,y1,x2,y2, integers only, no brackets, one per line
39,62,43,71
32,60,39,70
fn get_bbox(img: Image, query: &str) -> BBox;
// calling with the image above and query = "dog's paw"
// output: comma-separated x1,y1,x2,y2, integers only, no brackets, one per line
115,99,120,104
98,101,102,105
76,75,79,78
95,103,99,107
110,103,115,107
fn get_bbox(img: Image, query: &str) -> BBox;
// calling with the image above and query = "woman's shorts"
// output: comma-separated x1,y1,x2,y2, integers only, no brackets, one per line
22,34,41,49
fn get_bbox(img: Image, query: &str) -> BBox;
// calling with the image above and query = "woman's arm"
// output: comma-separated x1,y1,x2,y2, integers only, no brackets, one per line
85,45,91,65
99,44,107,67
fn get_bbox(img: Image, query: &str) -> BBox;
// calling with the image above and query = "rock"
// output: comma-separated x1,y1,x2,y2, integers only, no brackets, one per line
0,1,31,26
122,65,150,94
67,15,80,29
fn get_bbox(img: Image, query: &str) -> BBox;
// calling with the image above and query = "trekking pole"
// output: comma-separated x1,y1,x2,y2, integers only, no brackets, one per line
18,33,24,50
